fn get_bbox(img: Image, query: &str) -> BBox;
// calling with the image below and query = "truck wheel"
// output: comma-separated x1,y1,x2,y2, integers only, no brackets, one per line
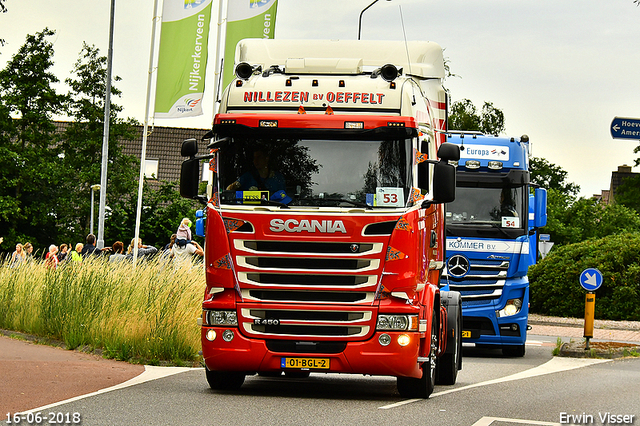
205,368,245,390
397,308,437,398
502,344,526,357
436,293,462,385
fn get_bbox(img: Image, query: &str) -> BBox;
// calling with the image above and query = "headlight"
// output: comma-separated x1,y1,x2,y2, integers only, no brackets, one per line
497,298,523,318
203,310,238,326
376,314,418,331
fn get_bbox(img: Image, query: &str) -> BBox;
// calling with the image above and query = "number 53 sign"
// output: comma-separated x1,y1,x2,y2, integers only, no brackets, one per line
376,187,404,207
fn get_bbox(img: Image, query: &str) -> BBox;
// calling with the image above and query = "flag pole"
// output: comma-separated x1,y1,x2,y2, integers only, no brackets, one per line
212,0,226,117
133,0,161,265
97,0,116,249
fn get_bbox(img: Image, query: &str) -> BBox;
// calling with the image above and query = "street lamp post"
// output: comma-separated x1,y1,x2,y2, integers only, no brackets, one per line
90,184,101,236
358,0,391,40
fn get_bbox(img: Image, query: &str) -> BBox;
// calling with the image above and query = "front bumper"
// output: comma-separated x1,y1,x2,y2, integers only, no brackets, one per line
201,327,424,378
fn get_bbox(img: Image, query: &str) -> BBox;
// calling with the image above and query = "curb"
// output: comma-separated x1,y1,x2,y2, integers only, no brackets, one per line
558,342,640,359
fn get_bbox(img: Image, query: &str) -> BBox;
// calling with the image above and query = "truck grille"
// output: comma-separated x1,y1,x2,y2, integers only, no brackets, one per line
233,239,382,305
240,307,373,339
230,236,383,339
442,259,509,303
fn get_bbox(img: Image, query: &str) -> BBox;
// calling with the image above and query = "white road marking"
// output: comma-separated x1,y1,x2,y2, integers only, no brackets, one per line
472,416,561,425
20,366,202,414
379,357,610,409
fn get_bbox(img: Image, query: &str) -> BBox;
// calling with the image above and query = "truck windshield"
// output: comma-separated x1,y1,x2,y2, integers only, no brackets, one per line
217,137,413,208
446,183,526,231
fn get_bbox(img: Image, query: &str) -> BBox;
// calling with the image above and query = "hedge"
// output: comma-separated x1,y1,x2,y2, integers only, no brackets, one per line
529,233,640,321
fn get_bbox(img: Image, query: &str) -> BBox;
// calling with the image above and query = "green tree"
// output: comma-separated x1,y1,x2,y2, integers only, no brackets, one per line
529,156,580,197
0,29,68,251
614,174,640,214
448,99,505,136
59,42,139,245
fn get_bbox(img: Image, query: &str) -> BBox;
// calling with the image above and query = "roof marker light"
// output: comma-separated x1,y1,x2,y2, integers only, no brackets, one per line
465,160,481,169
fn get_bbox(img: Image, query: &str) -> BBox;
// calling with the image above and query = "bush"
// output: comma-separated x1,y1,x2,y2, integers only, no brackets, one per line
529,233,640,320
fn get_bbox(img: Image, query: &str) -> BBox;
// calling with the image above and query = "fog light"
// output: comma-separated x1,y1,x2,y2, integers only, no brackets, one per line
397,334,411,347
222,329,235,342
206,329,217,341
379,333,391,346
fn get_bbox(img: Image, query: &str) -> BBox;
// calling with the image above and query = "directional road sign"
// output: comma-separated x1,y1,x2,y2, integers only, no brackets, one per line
610,117,640,140
580,268,603,292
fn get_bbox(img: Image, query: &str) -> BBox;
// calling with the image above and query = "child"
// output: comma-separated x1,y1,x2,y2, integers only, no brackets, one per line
175,218,192,247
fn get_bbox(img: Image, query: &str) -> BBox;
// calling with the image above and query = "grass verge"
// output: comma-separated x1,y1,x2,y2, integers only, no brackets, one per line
0,257,204,366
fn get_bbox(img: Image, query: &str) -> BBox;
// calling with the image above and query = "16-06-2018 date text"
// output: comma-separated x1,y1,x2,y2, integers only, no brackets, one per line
5,412,81,425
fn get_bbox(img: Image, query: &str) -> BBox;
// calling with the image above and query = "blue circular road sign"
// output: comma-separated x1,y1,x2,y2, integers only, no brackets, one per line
580,268,603,291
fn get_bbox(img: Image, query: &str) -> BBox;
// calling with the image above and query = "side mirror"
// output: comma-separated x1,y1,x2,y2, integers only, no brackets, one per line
432,161,456,204
181,138,199,158
180,157,201,199
534,187,547,228
437,142,461,162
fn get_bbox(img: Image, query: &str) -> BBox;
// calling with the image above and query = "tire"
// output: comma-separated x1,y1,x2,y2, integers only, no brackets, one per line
397,308,437,398
205,368,245,390
436,293,462,385
502,344,526,357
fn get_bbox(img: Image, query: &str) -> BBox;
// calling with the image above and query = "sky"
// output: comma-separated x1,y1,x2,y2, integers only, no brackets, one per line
2,0,640,198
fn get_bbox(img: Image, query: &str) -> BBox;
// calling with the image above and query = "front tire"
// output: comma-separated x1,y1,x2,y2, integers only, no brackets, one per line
436,294,462,385
397,308,437,398
205,368,245,390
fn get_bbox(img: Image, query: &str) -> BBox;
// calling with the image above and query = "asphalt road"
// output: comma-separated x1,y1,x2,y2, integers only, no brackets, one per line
3,332,639,426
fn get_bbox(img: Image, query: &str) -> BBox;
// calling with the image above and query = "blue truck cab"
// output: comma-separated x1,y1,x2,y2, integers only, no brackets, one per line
440,132,547,357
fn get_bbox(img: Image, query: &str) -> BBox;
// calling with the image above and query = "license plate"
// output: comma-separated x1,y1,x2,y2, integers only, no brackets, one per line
281,357,330,370
462,330,472,338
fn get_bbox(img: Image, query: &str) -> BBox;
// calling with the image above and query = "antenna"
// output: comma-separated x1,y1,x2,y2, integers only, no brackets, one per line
399,5,412,76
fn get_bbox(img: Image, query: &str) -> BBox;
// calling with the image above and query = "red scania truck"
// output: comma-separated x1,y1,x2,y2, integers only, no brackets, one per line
180,39,462,398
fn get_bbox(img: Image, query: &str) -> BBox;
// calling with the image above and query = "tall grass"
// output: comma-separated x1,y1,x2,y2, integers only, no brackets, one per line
0,257,204,365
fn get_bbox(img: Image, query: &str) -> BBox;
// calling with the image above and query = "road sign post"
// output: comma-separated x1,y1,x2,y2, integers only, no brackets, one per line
610,117,640,140
584,293,595,345
579,268,603,350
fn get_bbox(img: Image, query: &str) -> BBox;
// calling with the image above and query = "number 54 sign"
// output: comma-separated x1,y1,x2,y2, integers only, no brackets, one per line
376,187,404,207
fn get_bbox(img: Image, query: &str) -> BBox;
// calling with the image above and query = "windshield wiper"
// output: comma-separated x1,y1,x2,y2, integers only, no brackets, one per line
294,198,371,209
323,198,370,208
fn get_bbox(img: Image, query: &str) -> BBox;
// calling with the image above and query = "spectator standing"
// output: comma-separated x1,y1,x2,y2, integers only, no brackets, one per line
81,234,100,257
70,243,83,262
161,234,177,260
45,245,59,269
171,240,204,268
57,244,69,262
109,241,127,262
10,243,26,267
127,238,158,260
23,243,33,260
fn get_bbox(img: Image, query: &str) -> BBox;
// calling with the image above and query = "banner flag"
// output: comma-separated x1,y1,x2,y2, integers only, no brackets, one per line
223,0,278,89
154,0,213,118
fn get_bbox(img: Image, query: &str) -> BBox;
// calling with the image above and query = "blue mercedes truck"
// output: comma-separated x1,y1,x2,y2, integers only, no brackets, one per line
440,132,547,357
